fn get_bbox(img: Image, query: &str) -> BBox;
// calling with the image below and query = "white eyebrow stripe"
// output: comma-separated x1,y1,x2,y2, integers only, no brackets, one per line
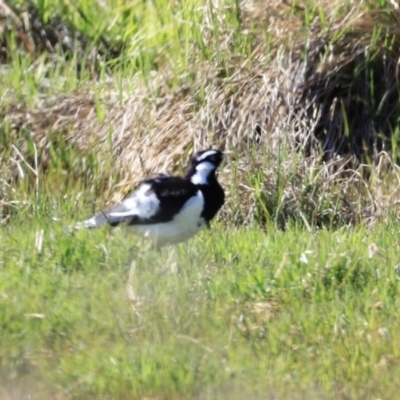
196,150,218,162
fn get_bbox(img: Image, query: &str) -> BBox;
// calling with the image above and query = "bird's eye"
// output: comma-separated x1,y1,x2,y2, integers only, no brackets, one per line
210,153,221,163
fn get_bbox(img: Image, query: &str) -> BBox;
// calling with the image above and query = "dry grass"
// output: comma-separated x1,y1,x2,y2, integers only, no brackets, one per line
2,0,400,227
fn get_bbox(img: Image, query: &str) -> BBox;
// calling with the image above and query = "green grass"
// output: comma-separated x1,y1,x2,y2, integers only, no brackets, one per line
1,216,400,399
2,0,400,398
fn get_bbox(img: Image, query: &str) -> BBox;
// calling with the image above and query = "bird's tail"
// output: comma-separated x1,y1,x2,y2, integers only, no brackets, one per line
74,213,109,229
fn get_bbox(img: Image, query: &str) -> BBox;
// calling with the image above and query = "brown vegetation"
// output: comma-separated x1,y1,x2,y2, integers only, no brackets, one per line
2,1,400,227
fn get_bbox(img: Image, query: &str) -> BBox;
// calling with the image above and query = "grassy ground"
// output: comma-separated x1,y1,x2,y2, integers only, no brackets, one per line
2,0,400,398
2,217,400,399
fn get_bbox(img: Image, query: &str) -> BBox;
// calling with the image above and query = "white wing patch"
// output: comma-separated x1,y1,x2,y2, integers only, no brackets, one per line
76,185,206,247
190,161,215,185
75,183,160,228
196,150,218,162
131,190,205,246
119,183,160,220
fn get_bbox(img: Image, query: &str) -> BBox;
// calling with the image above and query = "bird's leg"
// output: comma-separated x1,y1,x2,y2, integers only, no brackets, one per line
165,245,179,274
125,241,150,307
126,258,144,315
157,245,179,275
168,246,179,274
126,258,138,301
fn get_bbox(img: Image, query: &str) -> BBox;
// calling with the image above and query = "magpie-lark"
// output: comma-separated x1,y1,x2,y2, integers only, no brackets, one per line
75,149,227,247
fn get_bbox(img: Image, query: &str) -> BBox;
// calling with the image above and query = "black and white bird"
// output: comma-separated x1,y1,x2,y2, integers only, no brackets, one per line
75,149,227,248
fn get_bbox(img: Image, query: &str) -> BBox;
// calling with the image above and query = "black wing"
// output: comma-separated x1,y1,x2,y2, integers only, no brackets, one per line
76,176,199,228
127,176,199,225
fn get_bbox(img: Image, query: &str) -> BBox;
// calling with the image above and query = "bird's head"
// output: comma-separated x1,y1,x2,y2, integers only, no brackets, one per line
187,149,227,185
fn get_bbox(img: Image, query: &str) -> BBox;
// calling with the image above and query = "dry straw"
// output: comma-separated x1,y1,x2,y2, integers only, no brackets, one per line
2,0,400,227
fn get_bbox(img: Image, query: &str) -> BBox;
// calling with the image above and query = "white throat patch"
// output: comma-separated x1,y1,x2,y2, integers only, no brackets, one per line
191,161,215,185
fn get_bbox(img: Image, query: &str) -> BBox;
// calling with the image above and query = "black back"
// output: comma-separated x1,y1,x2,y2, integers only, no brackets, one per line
100,149,225,227
129,176,199,225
